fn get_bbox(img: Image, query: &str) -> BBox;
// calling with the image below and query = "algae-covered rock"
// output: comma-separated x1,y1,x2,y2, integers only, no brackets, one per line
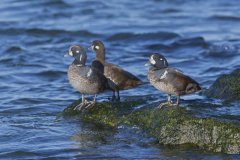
63,100,240,154
205,69,240,102
127,106,240,154
63,98,146,127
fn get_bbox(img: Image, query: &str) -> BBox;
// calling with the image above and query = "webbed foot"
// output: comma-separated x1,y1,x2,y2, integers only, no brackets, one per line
85,101,96,109
157,101,178,109
73,100,94,111
74,101,87,111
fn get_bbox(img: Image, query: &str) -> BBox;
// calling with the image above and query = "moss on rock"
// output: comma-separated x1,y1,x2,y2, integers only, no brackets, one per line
205,69,240,102
63,98,146,127
63,100,240,154
127,106,240,154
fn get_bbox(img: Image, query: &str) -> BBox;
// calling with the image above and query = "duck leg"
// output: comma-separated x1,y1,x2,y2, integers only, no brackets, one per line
175,95,180,106
116,90,120,101
74,95,88,111
165,95,180,107
158,94,174,108
167,94,173,104
85,95,97,109
111,91,116,101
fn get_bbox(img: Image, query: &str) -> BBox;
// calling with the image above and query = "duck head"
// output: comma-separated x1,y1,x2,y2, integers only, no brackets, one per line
68,45,87,66
149,53,168,69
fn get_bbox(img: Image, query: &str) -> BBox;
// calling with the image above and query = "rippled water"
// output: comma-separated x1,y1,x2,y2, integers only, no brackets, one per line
0,0,240,159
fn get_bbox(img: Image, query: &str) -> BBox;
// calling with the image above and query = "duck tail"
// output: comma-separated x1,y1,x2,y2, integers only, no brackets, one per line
123,79,144,89
186,83,201,93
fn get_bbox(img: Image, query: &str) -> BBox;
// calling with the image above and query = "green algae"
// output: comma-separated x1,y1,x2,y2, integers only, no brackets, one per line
63,99,146,127
127,106,240,154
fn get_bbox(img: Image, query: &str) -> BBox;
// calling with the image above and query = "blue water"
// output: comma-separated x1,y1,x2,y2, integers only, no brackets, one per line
0,0,240,159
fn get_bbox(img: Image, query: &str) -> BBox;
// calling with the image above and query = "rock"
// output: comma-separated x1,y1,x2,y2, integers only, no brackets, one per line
63,98,146,127
128,105,240,154
63,100,240,154
205,69,240,102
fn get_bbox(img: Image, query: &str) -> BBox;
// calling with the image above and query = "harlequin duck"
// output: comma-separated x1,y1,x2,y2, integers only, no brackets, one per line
147,53,201,107
90,40,143,101
67,45,109,110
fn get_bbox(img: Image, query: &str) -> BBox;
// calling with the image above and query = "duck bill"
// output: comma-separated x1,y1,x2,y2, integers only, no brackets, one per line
64,52,69,57
64,50,73,57
88,45,94,51
144,62,150,67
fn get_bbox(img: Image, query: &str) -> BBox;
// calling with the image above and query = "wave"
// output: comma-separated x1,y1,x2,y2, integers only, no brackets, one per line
10,97,47,105
44,0,70,7
26,28,100,37
0,28,100,37
35,70,66,79
5,46,24,52
0,150,41,158
107,31,180,41
145,44,171,50
203,67,226,73
204,43,237,58
171,37,209,47
146,37,209,50
161,8,181,13
209,15,240,21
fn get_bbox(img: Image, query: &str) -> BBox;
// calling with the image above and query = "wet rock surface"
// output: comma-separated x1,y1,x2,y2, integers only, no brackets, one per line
204,69,240,102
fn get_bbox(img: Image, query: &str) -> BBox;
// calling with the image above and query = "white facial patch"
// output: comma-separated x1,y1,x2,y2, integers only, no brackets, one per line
160,58,163,61
76,50,80,53
69,50,73,56
160,70,168,79
150,55,156,65
95,45,100,50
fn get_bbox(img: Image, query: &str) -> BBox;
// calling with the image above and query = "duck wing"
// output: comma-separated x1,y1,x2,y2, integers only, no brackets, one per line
154,68,201,95
104,63,142,90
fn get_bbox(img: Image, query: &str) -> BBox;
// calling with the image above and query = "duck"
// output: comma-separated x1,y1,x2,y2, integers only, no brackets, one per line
67,45,109,110
90,40,142,101
147,53,201,107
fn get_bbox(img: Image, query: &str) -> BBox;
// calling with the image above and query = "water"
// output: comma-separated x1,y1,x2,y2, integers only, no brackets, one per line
0,0,240,159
